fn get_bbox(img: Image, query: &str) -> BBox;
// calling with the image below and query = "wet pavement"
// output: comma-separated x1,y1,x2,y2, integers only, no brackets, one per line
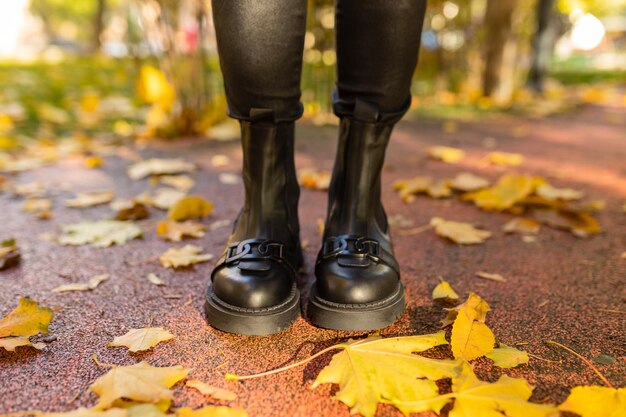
1,105,625,416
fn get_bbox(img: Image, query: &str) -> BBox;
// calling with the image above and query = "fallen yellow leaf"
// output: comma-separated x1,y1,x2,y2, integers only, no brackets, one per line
430,217,492,245
136,65,176,111
167,196,213,221
486,151,524,166
0,335,46,351
463,174,545,211
428,146,465,163
311,332,463,417
432,278,459,302
176,406,247,417
59,220,142,248
53,274,110,293
502,217,540,235
65,191,115,208
156,219,206,242
147,273,165,286
485,343,529,368
84,156,104,169
186,379,237,401
536,184,584,201
0,298,53,338
128,158,194,180
299,169,332,191
449,172,490,192
158,175,195,192
451,293,495,360
109,327,174,352
41,407,130,417
393,176,433,203
0,238,20,270
90,361,189,410
475,271,506,282
159,245,213,268
558,386,626,417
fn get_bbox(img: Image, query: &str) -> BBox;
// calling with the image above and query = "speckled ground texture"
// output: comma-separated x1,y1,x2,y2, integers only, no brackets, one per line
1,105,625,417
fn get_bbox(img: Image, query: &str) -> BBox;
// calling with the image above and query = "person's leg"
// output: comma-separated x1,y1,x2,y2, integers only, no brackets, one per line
309,0,427,331
205,0,307,335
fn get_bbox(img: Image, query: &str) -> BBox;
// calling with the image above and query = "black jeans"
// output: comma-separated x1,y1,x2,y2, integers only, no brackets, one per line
212,0,427,124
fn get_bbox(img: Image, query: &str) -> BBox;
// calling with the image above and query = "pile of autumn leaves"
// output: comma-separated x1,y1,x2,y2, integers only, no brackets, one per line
1,282,622,417
392,146,601,241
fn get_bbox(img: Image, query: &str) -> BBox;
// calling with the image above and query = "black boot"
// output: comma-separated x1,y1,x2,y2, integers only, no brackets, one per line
308,101,405,331
205,110,303,335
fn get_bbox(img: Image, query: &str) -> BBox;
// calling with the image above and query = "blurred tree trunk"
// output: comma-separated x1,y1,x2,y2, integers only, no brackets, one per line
482,0,518,98
527,0,558,92
93,0,107,51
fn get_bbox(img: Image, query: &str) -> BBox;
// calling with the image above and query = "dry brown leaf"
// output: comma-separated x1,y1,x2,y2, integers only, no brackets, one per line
449,172,490,192
185,379,237,401
108,327,174,352
52,274,110,293
115,202,149,221
156,220,206,242
167,196,213,221
127,158,195,180
532,208,601,237
430,217,491,245
160,245,213,268
427,146,465,163
0,238,20,270
65,191,114,208
475,271,506,282
502,217,540,235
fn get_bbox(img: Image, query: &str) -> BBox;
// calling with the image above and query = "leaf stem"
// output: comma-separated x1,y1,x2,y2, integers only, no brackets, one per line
225,344,346,381
527,352,562,364
92,354,115,368
544,340,612,388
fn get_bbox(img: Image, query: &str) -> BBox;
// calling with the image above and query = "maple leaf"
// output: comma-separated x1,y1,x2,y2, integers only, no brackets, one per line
58,220,142,248
427,180,452,199
90,361,189,410
167,196,213,221
127,158,194,180
156,219,206,242
108,327,174,352
428,146,465,163
65,191,115,208
486,151,524,166
559,386,626,417
502,217,540,235
53,274,109,293
137,188,187,210
393,176,433,203
432,277,459,302
451,293,495,360
310,332,463,417
463,174,545,211
0,297,53,338
485,343,529,368
176,406,248,417
430,217,492,245
449,172,490,192
186,379,237,401
159,245,213,268
400,365,557,417
0,238,20,270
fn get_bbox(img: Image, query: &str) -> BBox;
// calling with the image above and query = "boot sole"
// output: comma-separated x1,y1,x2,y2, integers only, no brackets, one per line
306,282,406,331
205,283,300,336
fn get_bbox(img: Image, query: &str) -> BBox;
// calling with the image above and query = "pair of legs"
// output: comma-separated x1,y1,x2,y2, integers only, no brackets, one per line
205,0,427,335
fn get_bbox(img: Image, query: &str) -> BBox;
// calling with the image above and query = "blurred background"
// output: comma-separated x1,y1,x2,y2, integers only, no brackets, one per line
0,0,624,142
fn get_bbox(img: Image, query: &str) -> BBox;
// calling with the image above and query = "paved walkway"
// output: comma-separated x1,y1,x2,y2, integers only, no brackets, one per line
1,105,625,416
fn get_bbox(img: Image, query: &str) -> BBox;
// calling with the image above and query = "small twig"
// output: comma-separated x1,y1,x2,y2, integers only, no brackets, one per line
225,344,346,381
545,340,613,388
597,308,625,315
